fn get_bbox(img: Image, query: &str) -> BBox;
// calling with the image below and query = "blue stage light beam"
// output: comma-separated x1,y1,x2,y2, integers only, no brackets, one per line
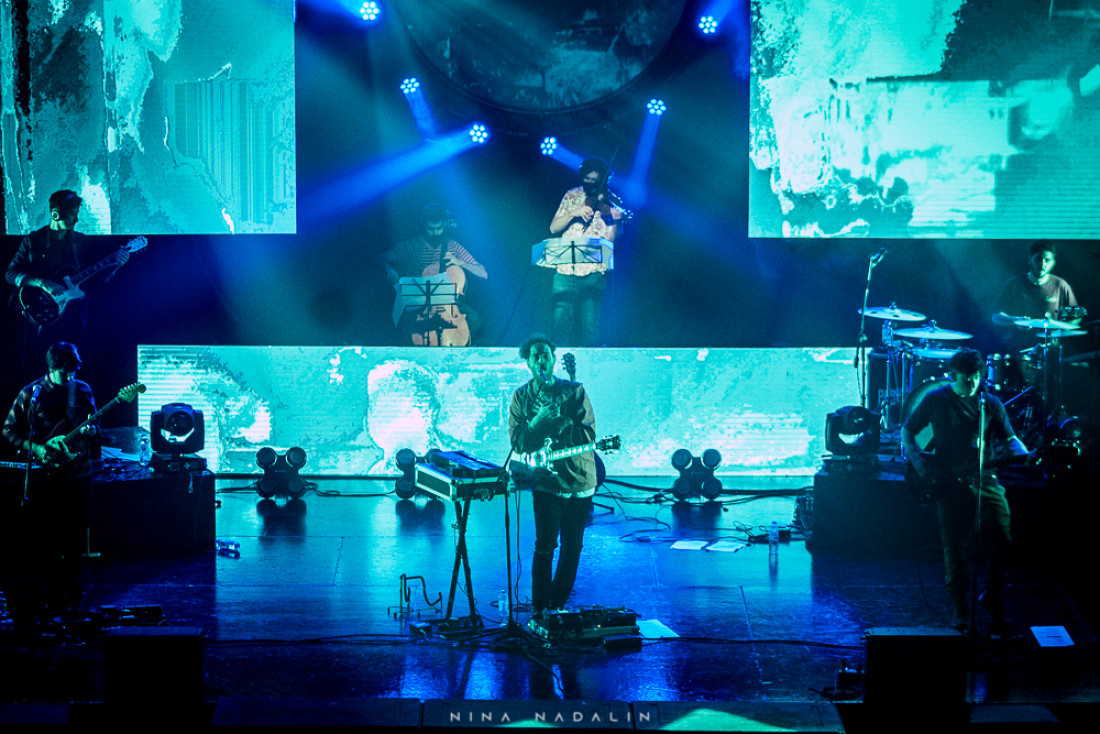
400,76,438,138
620,100,667,209
303,126,484,226
539,136,585,172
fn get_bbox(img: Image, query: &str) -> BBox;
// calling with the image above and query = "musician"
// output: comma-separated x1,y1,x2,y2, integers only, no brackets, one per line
382,203,487,345
1,342,100,627
548,157,624,347
508,335,596,618
993,240,1080,332
5,190,130,373
901,348,1031,636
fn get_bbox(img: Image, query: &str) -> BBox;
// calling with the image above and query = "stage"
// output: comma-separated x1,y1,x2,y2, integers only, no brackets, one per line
2,463,1099,730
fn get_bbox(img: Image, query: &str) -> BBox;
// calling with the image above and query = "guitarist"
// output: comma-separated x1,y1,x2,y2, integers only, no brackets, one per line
901,348,1031,635
1,341,100,628
5,190,130,372
508,335,596,620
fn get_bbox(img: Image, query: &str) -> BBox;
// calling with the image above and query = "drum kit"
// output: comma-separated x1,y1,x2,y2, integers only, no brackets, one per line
860,303,1089,448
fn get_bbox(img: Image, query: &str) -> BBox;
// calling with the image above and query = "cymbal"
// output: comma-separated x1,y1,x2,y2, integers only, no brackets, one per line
1045,329,1087,338
1014,317,1078,331
894,325,973,341
858,306,925,321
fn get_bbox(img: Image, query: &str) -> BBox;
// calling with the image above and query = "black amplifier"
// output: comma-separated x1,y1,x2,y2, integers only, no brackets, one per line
414,450,505,502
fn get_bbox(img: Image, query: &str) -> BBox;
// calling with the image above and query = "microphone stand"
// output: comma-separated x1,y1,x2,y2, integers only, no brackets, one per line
856,251,885,409
968,386,987,636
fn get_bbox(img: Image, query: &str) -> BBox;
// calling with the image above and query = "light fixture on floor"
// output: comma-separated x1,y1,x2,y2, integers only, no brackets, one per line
670,448,722,500
256,446,308,499
825,406,880,456
150,403,207,472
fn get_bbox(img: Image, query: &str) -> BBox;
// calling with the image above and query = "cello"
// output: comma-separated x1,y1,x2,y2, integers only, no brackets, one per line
409,239,470,347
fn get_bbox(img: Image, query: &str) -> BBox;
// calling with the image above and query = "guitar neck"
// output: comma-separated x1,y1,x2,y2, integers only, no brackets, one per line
58,394,123,445
67,251,121,287
546,441,596,463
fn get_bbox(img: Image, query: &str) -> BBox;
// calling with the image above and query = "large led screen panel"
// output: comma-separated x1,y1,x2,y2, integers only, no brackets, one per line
137,345,861,477
1,0,295,235
750,0,1100,239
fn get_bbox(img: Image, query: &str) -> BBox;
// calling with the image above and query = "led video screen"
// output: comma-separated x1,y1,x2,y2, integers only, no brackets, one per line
750,0,1100,239
0,0,295,235
137,345,861,477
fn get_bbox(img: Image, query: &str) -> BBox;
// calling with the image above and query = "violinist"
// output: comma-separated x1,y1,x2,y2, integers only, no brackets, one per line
548,157,624,347
383,204,487,346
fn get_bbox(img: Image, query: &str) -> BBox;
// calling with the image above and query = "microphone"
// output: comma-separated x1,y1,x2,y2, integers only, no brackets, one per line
870,248,887,265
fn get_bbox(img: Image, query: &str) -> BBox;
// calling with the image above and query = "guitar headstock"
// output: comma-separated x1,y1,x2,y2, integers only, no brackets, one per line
117,383,147,403
596,435,621,452
124,236,149,254
561,352,576,380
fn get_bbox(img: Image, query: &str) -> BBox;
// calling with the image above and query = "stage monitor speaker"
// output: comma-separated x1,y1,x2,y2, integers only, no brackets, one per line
863,627,966,706
103,627,206,707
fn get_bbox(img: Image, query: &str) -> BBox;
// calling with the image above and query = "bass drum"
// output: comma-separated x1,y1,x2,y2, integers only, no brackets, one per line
901,378,950,451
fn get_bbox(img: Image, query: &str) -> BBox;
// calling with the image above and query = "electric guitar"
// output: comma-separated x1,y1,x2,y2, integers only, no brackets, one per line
34,383,146,467
17,236,148,327
513,435,621,475
905,450,1036,505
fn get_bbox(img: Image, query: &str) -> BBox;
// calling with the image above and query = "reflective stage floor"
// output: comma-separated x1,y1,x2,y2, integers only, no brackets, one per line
2,471,1099,731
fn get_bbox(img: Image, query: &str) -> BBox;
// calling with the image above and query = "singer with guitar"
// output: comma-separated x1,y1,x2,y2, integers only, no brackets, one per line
901,348,1032,636
508,335,597,620
2,342,100,627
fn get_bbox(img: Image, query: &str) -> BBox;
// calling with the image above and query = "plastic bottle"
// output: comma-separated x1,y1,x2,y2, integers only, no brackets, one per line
768,520,780,556
498,589,509,625
138,436,151,467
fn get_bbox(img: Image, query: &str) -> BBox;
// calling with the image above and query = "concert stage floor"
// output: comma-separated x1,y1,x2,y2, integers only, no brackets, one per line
2,472,1099,731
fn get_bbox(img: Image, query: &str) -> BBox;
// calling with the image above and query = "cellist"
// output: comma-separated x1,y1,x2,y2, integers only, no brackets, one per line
383,204,487,346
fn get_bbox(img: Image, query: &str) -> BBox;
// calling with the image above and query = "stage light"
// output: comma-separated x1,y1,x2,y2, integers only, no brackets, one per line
646,99,667,116
151,403,204,455
824,406,881,456
540,136,558,156
400,77,420,95
670,449,722,501
698,15,719,34
468,123,490,144
256,447,309,499
360,1,382,22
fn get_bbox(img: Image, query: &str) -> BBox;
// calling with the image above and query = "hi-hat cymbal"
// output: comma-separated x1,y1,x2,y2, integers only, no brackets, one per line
858,305,926,321
894,325,973,341
1045,329,1087,339
1014,317,1078,331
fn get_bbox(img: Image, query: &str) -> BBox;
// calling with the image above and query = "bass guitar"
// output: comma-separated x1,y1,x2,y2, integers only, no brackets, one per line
34,382,146,467
905,450,1035,505
17,236,148,327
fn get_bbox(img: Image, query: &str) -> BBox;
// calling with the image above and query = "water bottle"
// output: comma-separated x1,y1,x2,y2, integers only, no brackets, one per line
497,589,509,625
768,520,780,556
138,436,151,467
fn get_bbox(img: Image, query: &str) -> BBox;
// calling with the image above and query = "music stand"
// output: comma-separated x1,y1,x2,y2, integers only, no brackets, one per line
532,237,615,271
392,274,460,345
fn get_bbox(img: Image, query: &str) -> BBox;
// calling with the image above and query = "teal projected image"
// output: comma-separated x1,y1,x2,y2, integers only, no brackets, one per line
750,0,1100,239
0,0,296,235
137,346,861,477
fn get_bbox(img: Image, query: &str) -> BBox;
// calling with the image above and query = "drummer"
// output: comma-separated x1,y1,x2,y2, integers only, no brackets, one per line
993,239,1081,341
